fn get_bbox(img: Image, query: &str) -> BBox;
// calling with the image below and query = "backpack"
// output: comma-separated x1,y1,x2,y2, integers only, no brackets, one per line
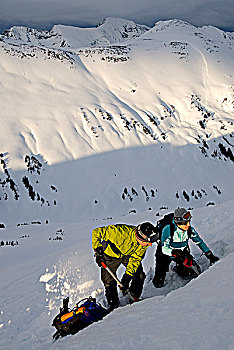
155,213,192,242
52,296,108,340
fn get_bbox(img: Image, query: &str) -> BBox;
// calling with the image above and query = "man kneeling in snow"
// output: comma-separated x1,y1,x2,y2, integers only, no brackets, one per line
92,223,157,311
153,207,219,288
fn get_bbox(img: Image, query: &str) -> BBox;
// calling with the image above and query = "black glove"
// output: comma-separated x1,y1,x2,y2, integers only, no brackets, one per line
119,274,132,295
205,250,219,265
94,247,105,267
172,249,193,267
172,249,184,260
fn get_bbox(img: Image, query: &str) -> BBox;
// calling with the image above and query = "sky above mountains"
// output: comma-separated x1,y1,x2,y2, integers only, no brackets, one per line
0,0,233,33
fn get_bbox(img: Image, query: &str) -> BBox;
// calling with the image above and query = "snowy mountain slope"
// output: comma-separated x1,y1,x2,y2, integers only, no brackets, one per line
0,18,233,227
0,200,233,350
0,17,234,350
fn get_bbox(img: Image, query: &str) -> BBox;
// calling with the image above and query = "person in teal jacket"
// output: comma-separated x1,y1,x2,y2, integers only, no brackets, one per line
153,207,219,288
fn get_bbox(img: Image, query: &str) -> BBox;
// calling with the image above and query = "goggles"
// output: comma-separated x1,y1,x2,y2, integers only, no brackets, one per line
136,226,157,243
175,211,192,224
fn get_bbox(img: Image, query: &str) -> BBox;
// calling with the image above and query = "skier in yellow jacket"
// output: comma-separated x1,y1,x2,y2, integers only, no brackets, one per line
92,222,157,310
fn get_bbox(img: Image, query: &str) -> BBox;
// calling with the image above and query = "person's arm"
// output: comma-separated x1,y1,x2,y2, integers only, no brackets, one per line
125,248,147,276
120,247,147,294
190,227,219,265
190,227,210,253
92,226,107,250
92,226,107,267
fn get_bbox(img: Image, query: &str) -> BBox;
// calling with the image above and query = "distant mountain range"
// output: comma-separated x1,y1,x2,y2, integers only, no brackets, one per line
0,18,233,226
1,17,149,49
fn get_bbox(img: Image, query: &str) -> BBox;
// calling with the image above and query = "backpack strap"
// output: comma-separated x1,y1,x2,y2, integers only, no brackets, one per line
170,223,174,240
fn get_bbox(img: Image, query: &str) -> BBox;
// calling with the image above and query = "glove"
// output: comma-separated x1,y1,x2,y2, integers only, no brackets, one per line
182,254,193,268
172,249,193,267
205,250,219,265
171,249,184,259
119,274,132,295
94,247,105,267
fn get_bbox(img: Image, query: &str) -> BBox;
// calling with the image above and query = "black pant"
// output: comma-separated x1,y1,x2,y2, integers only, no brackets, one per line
153,244,194,287
101,254,146,307
153,244,171,286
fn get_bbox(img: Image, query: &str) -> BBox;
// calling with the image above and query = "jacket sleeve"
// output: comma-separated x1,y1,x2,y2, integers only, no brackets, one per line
125,249,147,276
190,227,210,253
92,226,107,250
161,225,173,256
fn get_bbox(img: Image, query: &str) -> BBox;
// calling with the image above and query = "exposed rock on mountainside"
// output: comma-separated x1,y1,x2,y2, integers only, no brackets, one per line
0,18,233,226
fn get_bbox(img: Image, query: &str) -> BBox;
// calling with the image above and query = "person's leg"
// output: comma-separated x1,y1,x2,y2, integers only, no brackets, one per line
101,256,121,310
152,244,171,288
129,264,146,299
119,256,146,299
120,256,146,299
175,262,198,278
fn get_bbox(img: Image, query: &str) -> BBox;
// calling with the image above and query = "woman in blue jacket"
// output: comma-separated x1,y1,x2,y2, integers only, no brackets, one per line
153,207,219,288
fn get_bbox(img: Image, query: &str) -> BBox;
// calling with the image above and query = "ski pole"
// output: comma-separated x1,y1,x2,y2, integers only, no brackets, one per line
100,261,137,302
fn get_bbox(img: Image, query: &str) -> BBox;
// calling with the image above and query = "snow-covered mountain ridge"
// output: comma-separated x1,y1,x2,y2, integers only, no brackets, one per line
0,17,149,49
0,18,233,226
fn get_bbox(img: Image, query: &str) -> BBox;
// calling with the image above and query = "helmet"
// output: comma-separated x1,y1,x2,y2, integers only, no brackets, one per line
136,222,157,243
174,208,192,224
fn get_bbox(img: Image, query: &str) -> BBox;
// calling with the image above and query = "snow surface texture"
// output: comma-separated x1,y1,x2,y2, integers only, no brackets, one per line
0,17,234,350
0,201,234,350
0,18,233,227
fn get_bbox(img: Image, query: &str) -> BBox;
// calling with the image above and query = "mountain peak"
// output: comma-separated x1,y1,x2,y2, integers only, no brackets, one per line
152,19,197,32
97,16,149,30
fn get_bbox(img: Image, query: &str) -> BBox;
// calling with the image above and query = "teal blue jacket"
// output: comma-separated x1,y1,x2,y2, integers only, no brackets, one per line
161,219,210,256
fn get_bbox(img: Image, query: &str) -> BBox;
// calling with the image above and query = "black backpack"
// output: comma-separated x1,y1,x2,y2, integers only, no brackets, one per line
155,213,192,242
52,297,108,340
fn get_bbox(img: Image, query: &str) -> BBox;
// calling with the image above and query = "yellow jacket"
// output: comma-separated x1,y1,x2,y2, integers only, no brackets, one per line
92,224,149,276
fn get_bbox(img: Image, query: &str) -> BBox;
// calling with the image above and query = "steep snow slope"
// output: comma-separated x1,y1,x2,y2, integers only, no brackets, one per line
0,19,233,226
0,200,233,350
